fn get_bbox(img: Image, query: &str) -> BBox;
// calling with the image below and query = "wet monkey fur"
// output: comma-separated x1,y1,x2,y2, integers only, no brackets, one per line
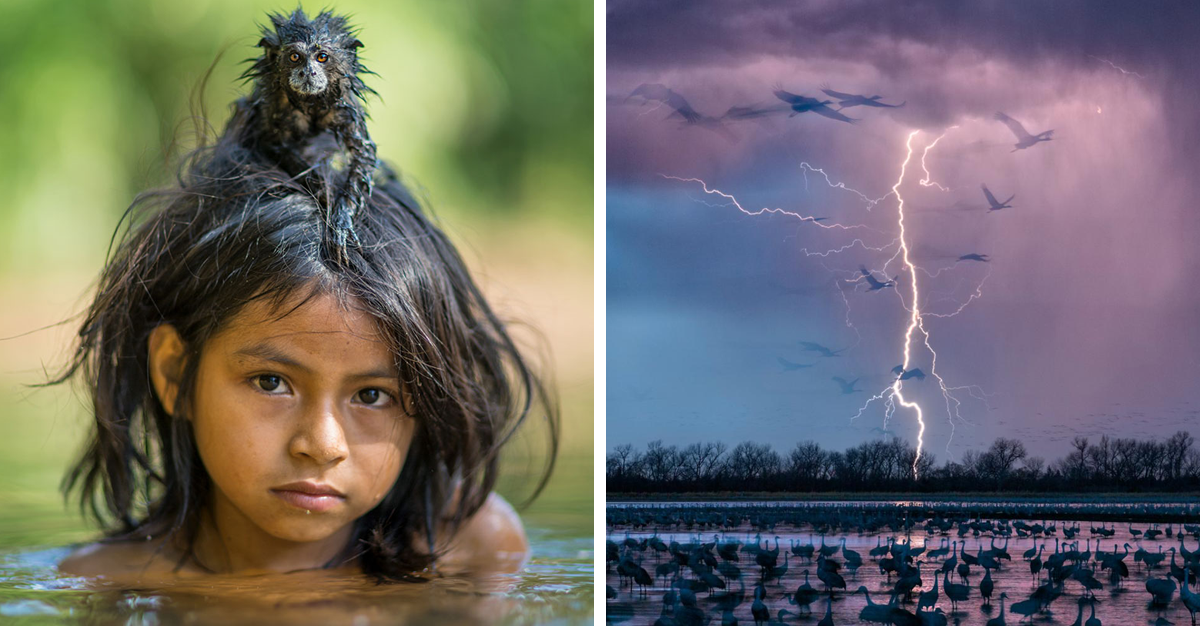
233,8,377,254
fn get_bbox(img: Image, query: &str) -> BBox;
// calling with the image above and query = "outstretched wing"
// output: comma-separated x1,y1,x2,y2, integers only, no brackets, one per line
812,105,857,124
628,83,673,102
995,111,1034,141
723,103,791,120
773,88,818,107
859,265,884,288
799,341,825,352
665,92,702,123
832,376,848,387
981,183,1000,206
821,87,859,100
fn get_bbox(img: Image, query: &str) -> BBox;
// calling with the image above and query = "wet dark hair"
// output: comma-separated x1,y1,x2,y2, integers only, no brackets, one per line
50,49,558,581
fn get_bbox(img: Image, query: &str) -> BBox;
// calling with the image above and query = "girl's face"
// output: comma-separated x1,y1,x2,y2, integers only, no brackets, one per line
181,290,414,555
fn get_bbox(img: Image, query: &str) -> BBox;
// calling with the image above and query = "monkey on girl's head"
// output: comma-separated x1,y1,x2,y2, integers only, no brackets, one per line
233,8,378,256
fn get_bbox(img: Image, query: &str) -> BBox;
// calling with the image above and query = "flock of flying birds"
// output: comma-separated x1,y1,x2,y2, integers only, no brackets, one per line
615,82,1055,416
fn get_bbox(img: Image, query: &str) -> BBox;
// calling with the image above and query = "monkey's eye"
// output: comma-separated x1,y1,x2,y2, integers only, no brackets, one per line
289,52,301,63
316,52,329,63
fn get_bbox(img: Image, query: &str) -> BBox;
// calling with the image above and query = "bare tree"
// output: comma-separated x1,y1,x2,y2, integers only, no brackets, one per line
679,441,727,482
642,440,681,483
607,444,638,480
787,441,828,483
725,441,782,484
1164,430,1194,481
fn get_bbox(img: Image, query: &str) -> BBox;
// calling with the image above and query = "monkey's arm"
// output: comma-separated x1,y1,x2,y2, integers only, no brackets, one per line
329,100,377,249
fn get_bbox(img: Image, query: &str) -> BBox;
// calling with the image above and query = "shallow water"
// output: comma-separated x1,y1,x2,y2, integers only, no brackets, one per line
0,517,592,625
607,502,1200,625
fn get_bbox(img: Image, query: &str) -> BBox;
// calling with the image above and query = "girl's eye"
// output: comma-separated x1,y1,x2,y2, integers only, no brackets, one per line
289,52,301,62
316,52,328,63
255,374,289,394
355,388,391,406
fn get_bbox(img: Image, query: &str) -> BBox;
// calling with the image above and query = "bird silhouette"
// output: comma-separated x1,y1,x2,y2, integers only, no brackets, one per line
859,266,897,291
855,586,892,623
777,357,816,371
626,83,737,140
985,592,1008,626
1182,568,1200,625
799,341,844,357
995,112,1054,151
958,253,990,263
981,184,1015,212
833,377,862,394
790,570,819,614
817,593,834,626
820,86,905,109
891,365,927,381
772,88,858,123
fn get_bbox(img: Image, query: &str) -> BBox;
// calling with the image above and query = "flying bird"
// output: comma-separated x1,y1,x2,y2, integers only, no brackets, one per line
981,184,1015,212
799,341,844,357
995,112,1054,151
627,83,699,120
626,83,736,140
958,253,990,263
890,365,927,381
772,88,857,123
777,357,816,371
858,266,896,291
833,377,862,394
820,87,905,109
722,103,789,121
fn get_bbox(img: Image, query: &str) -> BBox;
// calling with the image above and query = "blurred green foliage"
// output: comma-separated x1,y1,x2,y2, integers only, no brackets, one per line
0,0,593,274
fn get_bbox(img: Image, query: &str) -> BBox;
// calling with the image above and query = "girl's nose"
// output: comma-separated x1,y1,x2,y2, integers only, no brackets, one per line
288,400,349,466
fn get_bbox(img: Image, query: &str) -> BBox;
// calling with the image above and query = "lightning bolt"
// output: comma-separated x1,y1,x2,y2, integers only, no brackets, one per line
662,175,875,232
889,131,928,477
918,127,958,191
800,162,894,211
665,128,994,477
1088,55,1146,79
859,128,986,475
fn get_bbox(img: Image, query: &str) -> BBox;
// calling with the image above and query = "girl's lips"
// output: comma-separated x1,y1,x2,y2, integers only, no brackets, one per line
271,489,346,513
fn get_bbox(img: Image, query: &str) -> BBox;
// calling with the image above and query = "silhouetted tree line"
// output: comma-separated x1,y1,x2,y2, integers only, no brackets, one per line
607,431,1200,493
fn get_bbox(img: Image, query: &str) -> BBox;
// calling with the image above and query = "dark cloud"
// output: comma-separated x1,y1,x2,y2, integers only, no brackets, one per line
608,1,1200,149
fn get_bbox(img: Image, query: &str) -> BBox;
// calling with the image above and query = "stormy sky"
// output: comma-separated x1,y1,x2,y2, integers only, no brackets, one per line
606,1,1200,461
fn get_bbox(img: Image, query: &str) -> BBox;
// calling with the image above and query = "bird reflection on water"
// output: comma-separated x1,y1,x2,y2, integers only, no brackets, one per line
607,502,1200,625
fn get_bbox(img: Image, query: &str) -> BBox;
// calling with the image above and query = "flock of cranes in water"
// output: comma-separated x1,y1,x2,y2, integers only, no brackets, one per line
607,507,1200,626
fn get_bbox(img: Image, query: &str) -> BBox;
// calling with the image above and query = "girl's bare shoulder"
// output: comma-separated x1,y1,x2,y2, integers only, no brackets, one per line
437,492,529,574
58,538,190,579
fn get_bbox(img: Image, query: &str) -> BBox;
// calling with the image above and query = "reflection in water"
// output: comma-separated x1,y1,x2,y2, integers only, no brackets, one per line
607,501,1199,625
0,527,593,625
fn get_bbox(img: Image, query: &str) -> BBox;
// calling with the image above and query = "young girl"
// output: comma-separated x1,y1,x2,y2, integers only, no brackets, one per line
54,8,557,581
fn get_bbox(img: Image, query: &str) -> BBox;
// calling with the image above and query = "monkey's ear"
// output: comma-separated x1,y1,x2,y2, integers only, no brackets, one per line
257,37,274,49
348,38,363,49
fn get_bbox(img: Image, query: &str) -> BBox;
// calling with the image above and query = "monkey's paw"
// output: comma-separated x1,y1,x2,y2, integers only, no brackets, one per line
331,192,364,249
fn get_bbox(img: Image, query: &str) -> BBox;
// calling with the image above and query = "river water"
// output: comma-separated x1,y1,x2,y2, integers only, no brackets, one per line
607,500,1199,625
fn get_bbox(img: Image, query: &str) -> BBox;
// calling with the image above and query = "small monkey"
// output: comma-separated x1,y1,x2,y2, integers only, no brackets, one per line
235,8,377,252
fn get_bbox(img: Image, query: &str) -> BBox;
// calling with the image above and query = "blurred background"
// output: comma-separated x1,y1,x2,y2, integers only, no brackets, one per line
0,0,592,552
